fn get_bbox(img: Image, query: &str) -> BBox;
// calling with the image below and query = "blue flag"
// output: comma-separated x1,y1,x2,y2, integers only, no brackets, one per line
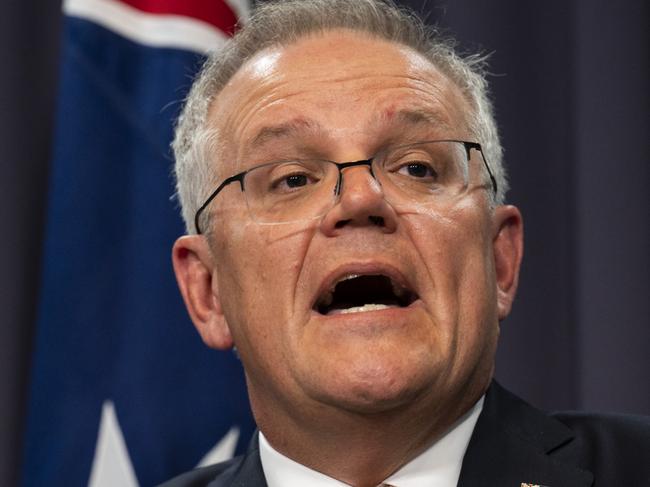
22,1,255,485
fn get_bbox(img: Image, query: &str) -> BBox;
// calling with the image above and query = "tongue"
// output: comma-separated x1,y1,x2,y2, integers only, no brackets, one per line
328,303,393,315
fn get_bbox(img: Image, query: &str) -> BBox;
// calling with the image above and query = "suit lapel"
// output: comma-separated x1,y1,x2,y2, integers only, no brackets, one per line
207,433,268,487
458,382,593,487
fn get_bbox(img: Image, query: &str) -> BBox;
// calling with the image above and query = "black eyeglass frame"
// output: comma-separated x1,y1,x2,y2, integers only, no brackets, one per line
193,140,497,234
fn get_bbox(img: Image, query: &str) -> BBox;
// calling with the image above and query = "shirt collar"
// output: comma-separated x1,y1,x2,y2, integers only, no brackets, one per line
259,396,484,487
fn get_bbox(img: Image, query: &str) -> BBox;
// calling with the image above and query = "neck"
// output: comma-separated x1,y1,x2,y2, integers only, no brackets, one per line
252,383,485,487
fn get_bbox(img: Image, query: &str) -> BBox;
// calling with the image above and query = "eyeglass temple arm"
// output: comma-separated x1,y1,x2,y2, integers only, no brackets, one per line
463,142,497,196
194,173,245,234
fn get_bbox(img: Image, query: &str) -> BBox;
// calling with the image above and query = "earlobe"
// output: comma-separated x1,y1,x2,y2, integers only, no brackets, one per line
492,205,524,320
171,236,234,349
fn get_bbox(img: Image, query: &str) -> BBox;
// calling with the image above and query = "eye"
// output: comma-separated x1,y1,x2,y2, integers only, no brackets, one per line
284,174,309,188
383,147,441,182
265,162,323,193
399,162,436,179
393,159,438,182
271,171,316,192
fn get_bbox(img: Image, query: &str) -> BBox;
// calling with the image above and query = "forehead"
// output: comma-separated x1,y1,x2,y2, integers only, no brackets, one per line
209,30,471,166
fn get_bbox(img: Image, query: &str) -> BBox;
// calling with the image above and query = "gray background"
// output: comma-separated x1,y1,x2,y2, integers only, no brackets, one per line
1,0,648,485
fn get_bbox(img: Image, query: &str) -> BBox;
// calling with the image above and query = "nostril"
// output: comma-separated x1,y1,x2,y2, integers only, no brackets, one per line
335,219,352,229
369,216,384,226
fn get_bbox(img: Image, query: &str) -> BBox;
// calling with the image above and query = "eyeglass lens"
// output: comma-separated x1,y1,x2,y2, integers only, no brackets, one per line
241,140,481,224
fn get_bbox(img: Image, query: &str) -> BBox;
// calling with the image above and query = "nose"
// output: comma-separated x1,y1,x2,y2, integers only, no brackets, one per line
320,164,398,236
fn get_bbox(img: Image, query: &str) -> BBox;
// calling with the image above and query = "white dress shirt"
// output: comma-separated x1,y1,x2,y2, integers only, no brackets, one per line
259,396,484,487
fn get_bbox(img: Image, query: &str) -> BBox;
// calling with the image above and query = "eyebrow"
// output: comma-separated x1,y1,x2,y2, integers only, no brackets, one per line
247,108,453,152
388,108,453,131
249,118,323,150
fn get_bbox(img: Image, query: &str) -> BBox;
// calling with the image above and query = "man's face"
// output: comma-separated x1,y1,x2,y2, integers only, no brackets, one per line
176,31,522,425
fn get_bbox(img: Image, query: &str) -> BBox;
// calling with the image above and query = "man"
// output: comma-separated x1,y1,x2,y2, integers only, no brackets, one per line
163,1,649,486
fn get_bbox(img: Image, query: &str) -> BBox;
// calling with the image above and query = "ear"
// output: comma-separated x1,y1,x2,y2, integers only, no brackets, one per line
172,235,234,349
491,205,524,320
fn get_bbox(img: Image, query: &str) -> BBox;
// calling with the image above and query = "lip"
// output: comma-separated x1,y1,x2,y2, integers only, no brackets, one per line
309,298,426,327
311,261,418,313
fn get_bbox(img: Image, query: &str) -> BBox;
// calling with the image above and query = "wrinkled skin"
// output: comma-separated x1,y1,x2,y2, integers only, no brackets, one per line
173,30,523,486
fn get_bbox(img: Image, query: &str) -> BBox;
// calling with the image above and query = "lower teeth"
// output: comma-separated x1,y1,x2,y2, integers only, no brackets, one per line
339,304,391,314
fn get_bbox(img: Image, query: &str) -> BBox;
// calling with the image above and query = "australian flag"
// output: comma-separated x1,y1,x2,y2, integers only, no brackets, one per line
22,1,255,486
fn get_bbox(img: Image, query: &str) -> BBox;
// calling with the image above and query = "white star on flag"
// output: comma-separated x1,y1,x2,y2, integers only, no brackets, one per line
89,400,240,486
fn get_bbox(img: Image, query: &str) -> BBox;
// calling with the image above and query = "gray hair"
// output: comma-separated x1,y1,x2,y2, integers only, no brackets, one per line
173,0,507,233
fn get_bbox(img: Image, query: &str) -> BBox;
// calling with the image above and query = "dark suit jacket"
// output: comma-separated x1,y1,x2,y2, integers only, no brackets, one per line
158,381,650,487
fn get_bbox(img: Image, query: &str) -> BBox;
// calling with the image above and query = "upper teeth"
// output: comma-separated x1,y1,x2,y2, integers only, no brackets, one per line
319,274,361,308
336,274,360,286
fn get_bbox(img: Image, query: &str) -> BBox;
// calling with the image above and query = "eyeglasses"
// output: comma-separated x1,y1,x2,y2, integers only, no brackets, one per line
194,139,497,234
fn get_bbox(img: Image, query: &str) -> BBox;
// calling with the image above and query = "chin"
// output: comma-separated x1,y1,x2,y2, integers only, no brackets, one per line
305,358,437,414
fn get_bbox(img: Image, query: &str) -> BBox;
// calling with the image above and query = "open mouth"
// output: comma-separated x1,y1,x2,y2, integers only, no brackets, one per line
314,274,418,315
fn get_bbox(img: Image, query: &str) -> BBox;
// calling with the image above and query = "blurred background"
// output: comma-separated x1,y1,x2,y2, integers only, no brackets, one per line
1,0,648,485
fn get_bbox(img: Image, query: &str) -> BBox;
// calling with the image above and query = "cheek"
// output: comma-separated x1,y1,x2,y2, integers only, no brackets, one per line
402,206,495,326
403,206,498,384
214,221,314,340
